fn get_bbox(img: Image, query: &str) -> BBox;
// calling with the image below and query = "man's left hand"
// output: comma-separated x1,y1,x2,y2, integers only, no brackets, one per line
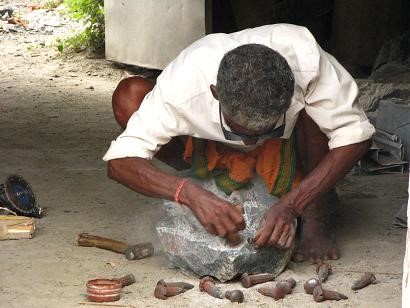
254,201,299,249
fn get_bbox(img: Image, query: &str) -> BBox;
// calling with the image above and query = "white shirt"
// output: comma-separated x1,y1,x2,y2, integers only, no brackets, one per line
103,24,375,161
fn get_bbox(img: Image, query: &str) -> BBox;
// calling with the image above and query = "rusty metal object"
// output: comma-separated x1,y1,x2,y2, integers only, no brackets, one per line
123,243,153,261
304,278,321,294
86,279,122,302
257,278,296,300
154,280,186,300
225,290,244,303
276,278,296,290
316,262,332,282
351,272,376,290
85,274,135,302
199,276,224,299
313,285,348,302
113,274,136,287
257,287,287,301
160,280,194,291
240,273,275,288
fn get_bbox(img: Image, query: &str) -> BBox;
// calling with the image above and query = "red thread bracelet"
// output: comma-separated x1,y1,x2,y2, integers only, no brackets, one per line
174,178,189,204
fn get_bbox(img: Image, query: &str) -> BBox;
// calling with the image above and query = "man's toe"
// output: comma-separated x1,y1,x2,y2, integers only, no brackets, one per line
327,248,340,260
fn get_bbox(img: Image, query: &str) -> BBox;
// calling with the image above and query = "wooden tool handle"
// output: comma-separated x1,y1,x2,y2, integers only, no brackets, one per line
77,233,128,253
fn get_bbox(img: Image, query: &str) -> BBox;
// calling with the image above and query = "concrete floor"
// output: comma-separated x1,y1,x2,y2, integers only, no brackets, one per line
1,16,409,308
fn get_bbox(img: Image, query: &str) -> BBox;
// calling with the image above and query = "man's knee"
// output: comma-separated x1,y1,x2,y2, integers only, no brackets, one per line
112,76,155,129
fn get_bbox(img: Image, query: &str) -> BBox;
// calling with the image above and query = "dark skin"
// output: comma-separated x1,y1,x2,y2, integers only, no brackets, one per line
253,139,370,248
108,80,371,255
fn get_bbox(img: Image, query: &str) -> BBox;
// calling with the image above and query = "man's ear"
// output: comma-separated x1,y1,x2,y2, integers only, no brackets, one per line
210,84,218,100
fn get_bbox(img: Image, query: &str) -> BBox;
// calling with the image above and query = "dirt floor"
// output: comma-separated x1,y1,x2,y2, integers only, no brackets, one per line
1,3,409,308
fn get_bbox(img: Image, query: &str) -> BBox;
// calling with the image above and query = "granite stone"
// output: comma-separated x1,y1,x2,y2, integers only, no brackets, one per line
156,177,293,282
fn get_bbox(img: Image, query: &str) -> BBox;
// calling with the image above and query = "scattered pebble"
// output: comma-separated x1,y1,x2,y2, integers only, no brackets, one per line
106,262,117,267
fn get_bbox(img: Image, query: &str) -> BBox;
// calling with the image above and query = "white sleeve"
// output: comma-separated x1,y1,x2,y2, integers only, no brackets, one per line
103,84,190,161
304,48,375,149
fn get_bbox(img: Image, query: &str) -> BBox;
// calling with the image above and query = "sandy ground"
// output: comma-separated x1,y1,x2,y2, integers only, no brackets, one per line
1,4,409,308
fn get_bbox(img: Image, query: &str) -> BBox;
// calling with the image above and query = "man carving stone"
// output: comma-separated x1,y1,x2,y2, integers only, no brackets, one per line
103,24,375,263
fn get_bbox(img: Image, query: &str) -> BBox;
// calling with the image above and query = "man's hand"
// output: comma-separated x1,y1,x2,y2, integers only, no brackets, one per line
253,201,298,249
181,181,246,244
108,157,245,244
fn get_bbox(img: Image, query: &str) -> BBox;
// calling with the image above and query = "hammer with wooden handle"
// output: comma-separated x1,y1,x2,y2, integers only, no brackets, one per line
77,233,154,260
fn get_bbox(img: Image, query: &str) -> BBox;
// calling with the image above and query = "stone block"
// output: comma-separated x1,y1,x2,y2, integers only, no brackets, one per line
156,177,292,282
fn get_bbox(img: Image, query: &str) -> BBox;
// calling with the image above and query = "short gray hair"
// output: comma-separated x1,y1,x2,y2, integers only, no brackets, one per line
217,44,294,132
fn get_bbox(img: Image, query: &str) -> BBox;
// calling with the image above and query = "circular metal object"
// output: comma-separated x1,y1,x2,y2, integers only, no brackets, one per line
86,279,122,302
304,278,321,294
0,174,40,216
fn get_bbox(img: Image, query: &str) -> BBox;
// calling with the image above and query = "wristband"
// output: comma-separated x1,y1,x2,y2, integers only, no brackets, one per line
174,178,189,204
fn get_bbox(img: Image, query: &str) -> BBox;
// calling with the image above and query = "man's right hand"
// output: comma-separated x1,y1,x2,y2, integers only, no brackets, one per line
107,158,245,244
180,181,246,244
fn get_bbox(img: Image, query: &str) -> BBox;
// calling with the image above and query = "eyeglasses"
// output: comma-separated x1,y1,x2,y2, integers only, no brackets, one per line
219,105,286,142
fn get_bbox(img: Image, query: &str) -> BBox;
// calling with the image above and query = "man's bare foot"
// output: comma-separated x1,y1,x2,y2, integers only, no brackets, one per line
292,218,339,263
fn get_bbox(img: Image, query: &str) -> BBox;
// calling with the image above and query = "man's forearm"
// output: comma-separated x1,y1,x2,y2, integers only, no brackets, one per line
107,157,246,239
107,157,185,201
285,139,371,215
